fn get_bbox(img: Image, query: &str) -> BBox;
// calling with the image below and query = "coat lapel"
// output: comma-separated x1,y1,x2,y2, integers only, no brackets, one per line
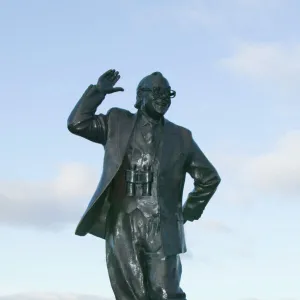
158,119,181,174
116,111,138,162
115,113,181,173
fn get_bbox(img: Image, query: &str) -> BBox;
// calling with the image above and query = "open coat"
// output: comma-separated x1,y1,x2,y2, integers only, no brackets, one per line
67,85,221,256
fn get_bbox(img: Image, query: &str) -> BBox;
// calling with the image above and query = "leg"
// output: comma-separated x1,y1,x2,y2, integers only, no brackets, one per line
105,209,147,300
141,215,186,300
146,254,186,300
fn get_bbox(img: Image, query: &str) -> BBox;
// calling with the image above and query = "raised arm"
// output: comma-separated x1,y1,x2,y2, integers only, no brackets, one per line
183,134,221,223
67,69,124,145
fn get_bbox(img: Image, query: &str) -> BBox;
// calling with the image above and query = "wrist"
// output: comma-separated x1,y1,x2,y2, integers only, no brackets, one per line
94,85,107,97
88,85,106,97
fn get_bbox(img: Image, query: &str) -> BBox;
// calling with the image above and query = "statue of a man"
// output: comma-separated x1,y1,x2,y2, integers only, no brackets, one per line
67,69,221,300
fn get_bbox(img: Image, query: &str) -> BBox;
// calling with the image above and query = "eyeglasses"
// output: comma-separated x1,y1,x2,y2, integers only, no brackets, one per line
139,87,176,99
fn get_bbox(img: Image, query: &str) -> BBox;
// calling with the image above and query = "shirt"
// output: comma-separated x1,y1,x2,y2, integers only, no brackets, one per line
122,110,163,217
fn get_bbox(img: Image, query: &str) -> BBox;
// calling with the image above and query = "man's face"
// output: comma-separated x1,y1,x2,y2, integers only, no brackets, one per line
139,75,175,118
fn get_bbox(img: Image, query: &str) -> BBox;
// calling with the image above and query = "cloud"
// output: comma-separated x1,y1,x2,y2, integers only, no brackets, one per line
241,299,300,300
0,162,98,230
240,298,261,300
209,129,300,204
1,128,298,231
0,293,111,300
241,130,300,198
0,294,296,300
165,0,287,33
220,42,300,87
0,161,234,231
216,130,300,200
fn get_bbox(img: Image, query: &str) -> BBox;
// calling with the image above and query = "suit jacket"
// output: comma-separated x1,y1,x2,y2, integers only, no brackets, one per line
67,85,221,256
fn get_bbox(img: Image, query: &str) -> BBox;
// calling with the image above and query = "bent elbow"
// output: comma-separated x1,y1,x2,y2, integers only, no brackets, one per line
206,172,221,189
67,121,80,134
216,174,221,185
214,173,221,188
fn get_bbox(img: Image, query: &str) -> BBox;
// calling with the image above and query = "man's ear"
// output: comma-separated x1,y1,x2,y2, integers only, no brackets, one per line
135,91,143,109
137,90,142,99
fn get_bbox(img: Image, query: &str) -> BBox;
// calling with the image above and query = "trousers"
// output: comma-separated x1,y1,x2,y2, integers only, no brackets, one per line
105,208,186,300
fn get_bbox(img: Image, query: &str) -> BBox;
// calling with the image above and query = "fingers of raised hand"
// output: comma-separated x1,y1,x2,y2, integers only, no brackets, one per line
112,86,124,92
100,69,120,83
108,70,119,83
98,69,112,82
102,69,113,77
112,74,121,85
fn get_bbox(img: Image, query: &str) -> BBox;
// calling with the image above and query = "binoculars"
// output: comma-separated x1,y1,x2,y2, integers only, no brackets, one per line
125,164,153,196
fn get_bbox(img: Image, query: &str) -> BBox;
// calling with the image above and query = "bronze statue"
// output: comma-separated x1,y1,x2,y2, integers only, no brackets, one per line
67,69,221,300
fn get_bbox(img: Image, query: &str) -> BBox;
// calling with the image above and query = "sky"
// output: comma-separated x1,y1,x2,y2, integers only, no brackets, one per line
0,0,299,299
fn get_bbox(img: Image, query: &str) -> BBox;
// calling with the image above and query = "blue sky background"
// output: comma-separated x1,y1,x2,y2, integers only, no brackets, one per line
0,0,299,299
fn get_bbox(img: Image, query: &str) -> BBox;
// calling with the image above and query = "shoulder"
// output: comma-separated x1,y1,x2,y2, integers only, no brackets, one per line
164,118,193,153
107,107,134,119
165,118,192,139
